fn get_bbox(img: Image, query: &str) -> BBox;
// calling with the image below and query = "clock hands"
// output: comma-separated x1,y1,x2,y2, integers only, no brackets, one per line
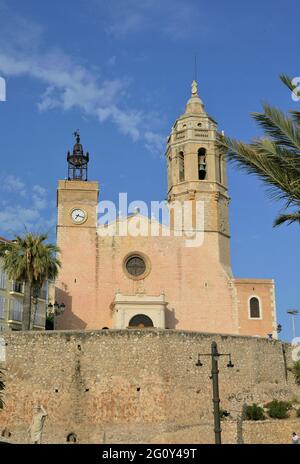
72,209,86,223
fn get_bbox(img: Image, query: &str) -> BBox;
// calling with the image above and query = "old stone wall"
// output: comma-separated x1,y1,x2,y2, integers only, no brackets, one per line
150,419,300,444
0,330,298,444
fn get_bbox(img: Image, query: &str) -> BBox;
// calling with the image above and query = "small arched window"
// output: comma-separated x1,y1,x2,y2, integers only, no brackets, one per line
198,148,206,180
179,151,185,182
67,432,77,443
249,297,261,319
1,428,11,438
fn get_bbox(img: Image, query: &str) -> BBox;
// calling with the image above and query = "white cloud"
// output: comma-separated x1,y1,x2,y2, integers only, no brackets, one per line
97,106,143,141
0,49,127,113
1,175,26,197
104,0,202,40
33,185,47,196
0,11,164,155
32,185,47,211
107,12,144,38
144,131,165,156
0,178,54,236
0,205,56,236
0,49,163,154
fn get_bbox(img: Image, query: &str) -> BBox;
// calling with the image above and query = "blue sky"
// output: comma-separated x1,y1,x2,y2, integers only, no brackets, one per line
0,0,299,341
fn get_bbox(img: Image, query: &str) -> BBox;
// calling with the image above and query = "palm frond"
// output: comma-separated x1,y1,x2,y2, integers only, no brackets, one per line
252,104,300,151
290,110,300,128
280,74,300,99
217,134,300,207
274,211,300,227
217,74,300,228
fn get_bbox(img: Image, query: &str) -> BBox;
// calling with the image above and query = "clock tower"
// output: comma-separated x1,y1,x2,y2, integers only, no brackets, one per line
55,133,99,329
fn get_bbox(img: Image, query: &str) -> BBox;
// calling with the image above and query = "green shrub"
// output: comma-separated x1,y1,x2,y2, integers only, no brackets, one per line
265,399,292,419
245,403,265,421
292,361,300,385
296,408,300,418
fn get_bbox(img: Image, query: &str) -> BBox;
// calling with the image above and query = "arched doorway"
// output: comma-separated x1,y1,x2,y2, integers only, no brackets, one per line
128,314,154,328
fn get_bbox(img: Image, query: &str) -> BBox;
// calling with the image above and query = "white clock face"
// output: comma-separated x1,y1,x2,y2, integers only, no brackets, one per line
71,208,87,224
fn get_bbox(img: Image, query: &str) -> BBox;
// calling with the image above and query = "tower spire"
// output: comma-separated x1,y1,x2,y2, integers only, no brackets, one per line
67,131,90,181
185,79,205,114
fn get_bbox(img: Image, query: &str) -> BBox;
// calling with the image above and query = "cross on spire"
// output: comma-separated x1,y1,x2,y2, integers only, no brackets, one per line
73,130,80,144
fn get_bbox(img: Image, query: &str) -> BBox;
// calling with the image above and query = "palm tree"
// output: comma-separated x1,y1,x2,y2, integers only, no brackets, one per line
217,75,300,227
0,233,61,331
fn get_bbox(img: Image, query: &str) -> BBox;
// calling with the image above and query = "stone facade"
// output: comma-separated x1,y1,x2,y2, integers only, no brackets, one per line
54,81,277,338
0,330,298,444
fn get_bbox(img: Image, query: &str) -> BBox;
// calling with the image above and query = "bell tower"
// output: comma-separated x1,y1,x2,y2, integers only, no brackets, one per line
166,81,231,273
166,80,228,200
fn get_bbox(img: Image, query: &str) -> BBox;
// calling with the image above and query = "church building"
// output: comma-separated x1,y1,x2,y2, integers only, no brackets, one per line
55,81,277,338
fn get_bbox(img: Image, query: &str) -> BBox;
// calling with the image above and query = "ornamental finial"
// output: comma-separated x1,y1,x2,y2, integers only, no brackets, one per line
191,80,198,96
73,130,80,144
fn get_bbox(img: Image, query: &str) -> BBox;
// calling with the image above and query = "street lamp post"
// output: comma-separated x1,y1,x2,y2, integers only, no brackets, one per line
30,286,40,330
287,309,298,340
196,341,234,445
47,301,66,330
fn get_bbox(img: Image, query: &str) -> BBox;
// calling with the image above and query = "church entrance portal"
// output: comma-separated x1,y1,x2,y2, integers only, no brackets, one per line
128,314,154,328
